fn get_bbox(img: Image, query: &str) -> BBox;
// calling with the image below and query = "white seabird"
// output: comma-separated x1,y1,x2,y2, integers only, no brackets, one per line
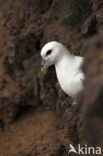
40,41,85,98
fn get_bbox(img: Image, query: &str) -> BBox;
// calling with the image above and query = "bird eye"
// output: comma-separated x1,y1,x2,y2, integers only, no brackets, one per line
46,50,52,56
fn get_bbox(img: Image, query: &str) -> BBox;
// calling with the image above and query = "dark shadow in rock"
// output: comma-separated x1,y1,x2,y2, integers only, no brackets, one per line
12,105,34,122
0,118,5,129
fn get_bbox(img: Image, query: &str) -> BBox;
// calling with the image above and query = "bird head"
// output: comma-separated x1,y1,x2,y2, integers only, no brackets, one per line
40,41,64,75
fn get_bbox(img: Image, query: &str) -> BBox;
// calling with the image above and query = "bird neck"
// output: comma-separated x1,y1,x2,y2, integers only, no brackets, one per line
54,52,76,93
55,52,75,74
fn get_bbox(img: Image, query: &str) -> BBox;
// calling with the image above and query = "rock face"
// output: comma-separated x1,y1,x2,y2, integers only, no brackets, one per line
80,1,103,146
0,0,92,124
0,0,103,155
80,34,103,146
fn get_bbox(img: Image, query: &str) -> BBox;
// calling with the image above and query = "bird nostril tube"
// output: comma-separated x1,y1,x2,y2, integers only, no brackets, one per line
41,59,48,75
41,59,46,67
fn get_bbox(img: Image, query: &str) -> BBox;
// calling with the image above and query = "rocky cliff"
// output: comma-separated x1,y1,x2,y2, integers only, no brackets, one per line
0,0,103,156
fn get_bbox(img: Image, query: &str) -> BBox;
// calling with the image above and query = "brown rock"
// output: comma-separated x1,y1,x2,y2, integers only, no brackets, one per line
80,33,103,146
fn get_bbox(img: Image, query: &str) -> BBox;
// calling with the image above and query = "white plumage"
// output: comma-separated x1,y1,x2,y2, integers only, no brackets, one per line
40,41,85,98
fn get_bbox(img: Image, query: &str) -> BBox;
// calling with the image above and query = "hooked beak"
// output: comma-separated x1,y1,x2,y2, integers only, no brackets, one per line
41,59,48,75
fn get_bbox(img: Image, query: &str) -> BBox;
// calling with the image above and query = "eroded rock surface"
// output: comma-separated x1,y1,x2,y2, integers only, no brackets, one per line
0,0,103,155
